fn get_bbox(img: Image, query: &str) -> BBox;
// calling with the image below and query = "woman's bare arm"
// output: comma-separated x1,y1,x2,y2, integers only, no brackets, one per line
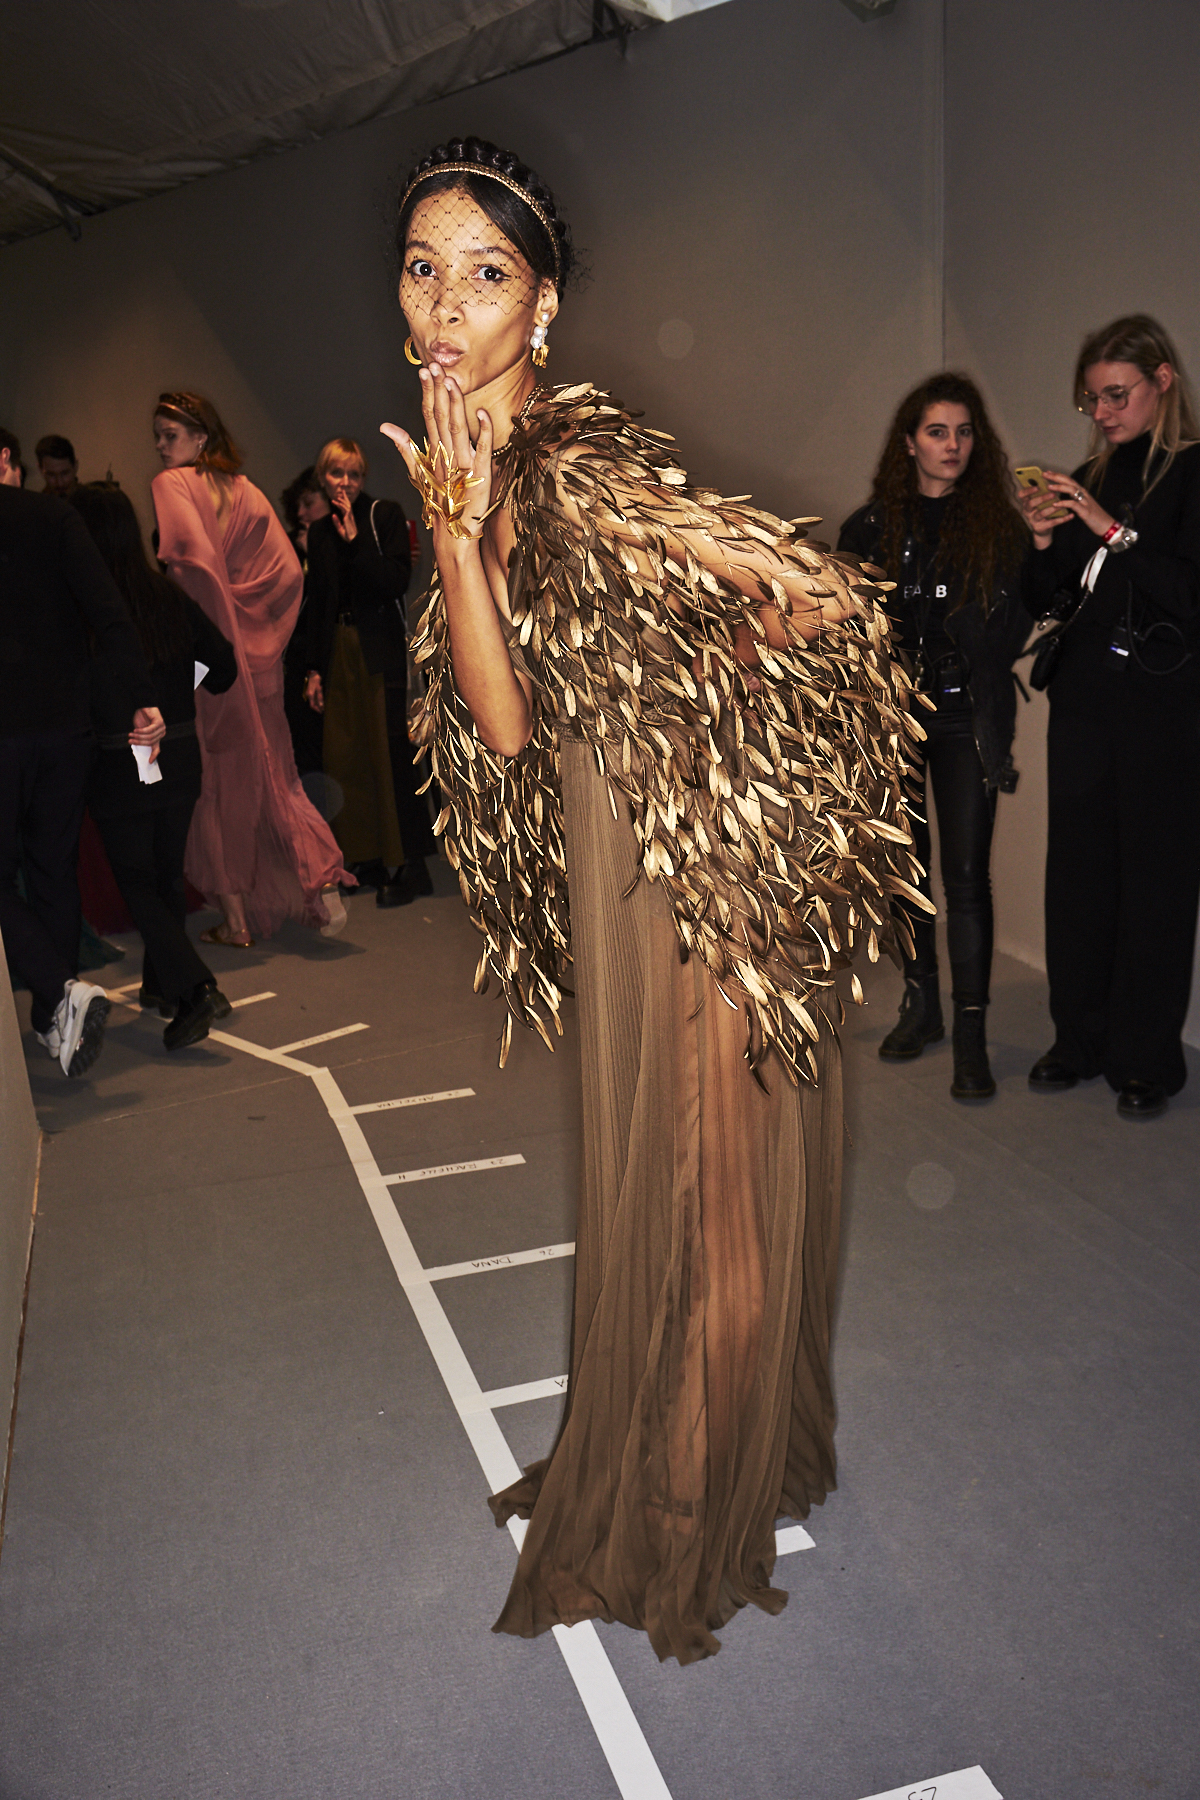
382,368,532,757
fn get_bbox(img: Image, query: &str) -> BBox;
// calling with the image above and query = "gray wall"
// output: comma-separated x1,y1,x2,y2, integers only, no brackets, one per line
0,936,39,1512
0,0,943,534
2,0,1199,1034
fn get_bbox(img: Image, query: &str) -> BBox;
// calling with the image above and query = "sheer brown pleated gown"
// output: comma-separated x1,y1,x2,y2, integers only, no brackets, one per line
489,736,842,1665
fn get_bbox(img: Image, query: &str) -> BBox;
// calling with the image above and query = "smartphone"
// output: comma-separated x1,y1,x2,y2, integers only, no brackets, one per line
1014,465,1050,494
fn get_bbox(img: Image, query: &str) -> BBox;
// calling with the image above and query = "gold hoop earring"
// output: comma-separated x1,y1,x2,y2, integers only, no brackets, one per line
404,337,422,367
530,319,550,368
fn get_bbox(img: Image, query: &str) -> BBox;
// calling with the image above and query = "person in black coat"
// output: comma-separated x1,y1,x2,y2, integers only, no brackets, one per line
71,483,238,1051
838,373,1032,1101
302,436,434,904
0,428,162,1077
1019,314,1200,1121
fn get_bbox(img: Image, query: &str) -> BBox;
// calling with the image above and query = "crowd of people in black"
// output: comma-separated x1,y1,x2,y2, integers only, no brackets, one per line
1,309,1198,1120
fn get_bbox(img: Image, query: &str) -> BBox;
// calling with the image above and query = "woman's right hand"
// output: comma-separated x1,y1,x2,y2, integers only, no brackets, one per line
1017,472,1073,550
305,671,324,714
381,361,494,554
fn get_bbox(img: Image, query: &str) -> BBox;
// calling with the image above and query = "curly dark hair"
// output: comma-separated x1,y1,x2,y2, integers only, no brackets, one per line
868,372,1028,613
394,135,576,296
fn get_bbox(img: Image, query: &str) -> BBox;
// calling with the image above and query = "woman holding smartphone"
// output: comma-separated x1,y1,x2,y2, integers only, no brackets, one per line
1019,314,1200,1120
839,374,1031,1101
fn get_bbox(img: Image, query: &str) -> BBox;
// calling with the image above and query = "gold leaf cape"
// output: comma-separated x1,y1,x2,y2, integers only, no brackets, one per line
409,383,929,1084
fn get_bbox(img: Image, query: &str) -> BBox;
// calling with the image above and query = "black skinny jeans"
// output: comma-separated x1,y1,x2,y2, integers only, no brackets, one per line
904,701,998,1007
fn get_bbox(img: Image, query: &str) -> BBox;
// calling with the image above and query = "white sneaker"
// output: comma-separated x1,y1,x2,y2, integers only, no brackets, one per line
35,1021,63,1059
53,979,111,1078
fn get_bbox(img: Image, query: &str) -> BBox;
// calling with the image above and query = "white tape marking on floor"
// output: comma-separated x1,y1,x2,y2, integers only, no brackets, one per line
193,1034,674,1799
476,1374,569,1412
383,1153,525,1185
229,991,276,1008
206,1029,318,1075
350,1087,475,1114
774,1524,815,1556
274,1022,369,1053
857,1767,1003,1800
552,1621,673,1800
423,1240,575,1283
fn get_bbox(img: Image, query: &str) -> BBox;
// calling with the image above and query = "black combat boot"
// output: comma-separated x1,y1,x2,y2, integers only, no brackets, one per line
879,972,945,1060
950,1003,996,1100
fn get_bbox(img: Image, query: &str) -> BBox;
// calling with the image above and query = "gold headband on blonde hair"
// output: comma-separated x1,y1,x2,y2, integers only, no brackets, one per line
400,163,562,289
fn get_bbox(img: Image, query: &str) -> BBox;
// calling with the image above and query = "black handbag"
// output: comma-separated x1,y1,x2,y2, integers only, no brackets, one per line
1023,582,1091,692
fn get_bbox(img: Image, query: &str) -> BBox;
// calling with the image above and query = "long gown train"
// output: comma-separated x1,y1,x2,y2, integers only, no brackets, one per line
489,738,842,1666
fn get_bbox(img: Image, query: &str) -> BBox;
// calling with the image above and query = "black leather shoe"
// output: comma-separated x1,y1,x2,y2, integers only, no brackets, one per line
139,987,172,1018
1116,1080,1168,1120
950,1004,996,1100
376,874,416,908
347,860,389,893
1028,1052,1079,1092
879,974,944,1060
163,990,218,1051
199,980,232,1022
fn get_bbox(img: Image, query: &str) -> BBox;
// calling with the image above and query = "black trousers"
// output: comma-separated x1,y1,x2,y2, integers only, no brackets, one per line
385,675,437,863
905,705,997,1006
93,795,212,1005
0,730,93,1031
1045,702,1200,1094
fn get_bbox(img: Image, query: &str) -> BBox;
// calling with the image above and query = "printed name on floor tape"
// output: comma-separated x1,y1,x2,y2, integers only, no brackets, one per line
856,1766,1002,1800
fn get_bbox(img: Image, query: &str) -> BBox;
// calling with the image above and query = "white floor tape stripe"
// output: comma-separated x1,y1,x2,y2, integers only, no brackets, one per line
298,1060,673,1799
383,1153,525,1185
273,1022,370,1053
857,1768,1002,1800
350,1087,475,1114
229,991,276,1008
422,1239,576,1283
477,1374,569,1411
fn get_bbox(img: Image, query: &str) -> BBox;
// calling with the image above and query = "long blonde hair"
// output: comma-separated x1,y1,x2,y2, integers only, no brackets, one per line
1076,313,1200,495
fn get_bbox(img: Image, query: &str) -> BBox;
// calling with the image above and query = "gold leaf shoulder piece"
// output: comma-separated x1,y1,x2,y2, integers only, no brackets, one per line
411,382,931,1083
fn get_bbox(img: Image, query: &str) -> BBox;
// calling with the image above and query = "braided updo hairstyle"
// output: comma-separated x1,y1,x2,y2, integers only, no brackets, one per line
395,137,575,297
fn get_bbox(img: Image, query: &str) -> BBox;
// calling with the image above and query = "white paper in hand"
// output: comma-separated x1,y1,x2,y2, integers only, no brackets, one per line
132,744,163,786
194,661,209,689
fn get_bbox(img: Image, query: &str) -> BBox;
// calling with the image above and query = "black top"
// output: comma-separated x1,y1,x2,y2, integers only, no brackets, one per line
0,485,155,737
838,496,1033,788
89,597,237,816
1028,434,1200,709
304,493,412,682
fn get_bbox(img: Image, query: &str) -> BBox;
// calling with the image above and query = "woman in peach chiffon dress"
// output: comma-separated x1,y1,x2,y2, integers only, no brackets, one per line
151,391,351,943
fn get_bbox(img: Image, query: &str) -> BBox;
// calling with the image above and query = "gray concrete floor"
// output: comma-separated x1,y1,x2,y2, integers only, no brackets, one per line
1,866,1198,1800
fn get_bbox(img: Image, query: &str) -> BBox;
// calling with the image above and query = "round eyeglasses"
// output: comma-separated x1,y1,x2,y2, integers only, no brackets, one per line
1077,375,1149,416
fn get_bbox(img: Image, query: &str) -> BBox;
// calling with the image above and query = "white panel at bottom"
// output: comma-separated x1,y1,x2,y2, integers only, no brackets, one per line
858,1767,1002,1800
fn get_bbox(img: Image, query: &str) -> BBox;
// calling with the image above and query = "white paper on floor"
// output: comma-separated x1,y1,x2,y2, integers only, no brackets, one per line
857,1768,1002,1800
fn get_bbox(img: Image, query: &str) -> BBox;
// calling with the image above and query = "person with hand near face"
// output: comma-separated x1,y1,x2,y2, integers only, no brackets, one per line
301,438,431,904
381,137,927,1665
839,374,1032,1101
1018,314,1200,1121
150,392,352,945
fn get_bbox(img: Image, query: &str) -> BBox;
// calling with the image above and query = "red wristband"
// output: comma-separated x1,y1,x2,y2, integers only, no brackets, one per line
1102,520,1122,544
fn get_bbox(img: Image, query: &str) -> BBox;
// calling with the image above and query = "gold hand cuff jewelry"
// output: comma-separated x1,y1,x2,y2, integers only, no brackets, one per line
411,439,486,540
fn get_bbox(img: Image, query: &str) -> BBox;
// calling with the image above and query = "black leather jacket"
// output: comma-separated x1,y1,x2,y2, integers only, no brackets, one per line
838,502,1033,790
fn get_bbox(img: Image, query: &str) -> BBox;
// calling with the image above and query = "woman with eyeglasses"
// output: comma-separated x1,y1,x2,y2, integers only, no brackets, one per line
1019,314,1200,1120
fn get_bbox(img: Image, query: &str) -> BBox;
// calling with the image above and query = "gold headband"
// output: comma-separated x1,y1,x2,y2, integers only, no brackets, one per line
400,162,562,289
157,394,206,433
